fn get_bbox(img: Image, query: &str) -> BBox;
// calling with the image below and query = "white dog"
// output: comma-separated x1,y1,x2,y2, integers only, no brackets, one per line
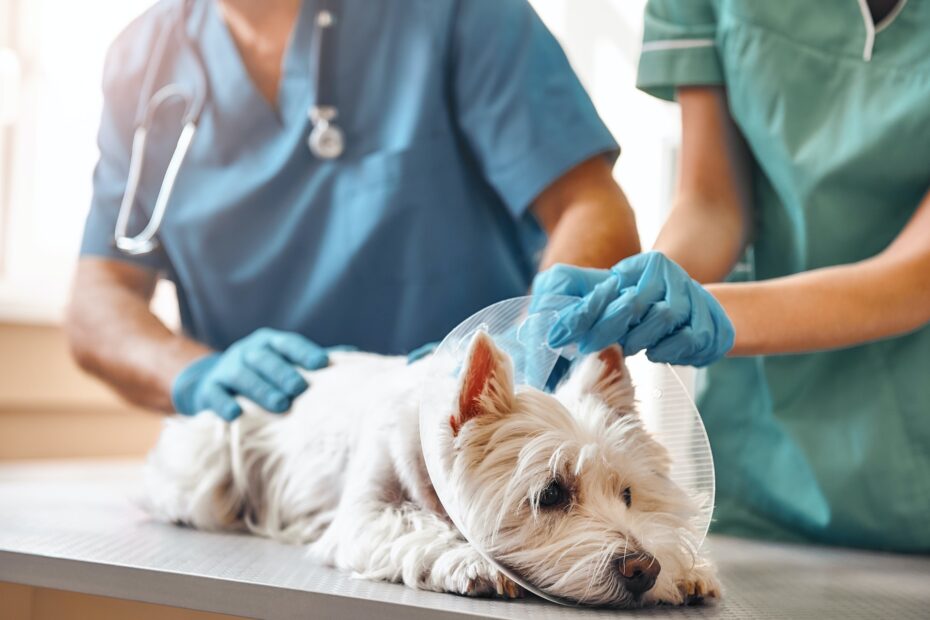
145,332,720,607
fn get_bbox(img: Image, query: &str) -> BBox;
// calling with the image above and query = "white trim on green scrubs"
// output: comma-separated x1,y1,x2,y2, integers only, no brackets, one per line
637,0,930,552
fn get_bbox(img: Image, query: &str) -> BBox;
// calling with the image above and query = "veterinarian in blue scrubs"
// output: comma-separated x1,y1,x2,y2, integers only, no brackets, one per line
70,0,640,420
534,0,930,552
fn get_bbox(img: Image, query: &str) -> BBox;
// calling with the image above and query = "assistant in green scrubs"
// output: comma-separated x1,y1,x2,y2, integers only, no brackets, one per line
637,0,930,551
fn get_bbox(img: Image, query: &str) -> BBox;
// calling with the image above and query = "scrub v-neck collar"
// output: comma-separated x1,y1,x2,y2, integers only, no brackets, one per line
854,0,910,60
199,0,316,131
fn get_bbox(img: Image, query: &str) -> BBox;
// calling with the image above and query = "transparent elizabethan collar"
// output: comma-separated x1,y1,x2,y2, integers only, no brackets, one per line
419,296,715,606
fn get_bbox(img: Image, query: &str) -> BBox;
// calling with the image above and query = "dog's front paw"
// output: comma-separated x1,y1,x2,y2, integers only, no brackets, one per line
428,546,524,599
677,565,721,605
466,571,524,599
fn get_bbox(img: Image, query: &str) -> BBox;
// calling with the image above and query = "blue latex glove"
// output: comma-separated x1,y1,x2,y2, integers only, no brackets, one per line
532,252,735,367
171,328,331,421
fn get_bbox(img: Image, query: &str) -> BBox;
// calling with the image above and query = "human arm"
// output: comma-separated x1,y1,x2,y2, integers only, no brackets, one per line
658,85,930,354
407,153,639,366
408,155,640,365
449,0,635,271
535,82,930,362
710,188,930,355
67,257,210,412
652,86,752,283
532,155,640,270
530,87,744,364
67,258,331,419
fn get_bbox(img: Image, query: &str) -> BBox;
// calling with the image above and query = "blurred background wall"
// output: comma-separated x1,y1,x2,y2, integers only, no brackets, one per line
0,0,678,461
0,0,167,460
0,323,161,459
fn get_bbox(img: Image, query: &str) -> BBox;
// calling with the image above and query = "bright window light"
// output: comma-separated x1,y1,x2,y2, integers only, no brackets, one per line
0,0,155,322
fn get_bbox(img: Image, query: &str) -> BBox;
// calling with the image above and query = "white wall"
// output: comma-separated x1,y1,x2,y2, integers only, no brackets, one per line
0,0,158,323
531,0,680,246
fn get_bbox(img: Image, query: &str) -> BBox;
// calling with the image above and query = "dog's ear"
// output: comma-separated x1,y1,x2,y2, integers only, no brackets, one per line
558,345,635,416
450,331,515,436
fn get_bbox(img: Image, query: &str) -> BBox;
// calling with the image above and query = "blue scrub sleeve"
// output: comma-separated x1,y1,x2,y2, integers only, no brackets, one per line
636,0,724,102
80,16,170,272
451,0,619,218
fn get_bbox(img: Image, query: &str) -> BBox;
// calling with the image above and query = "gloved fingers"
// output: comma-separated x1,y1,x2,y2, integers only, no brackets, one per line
688,288,735,366
645,289,715,366
576,287,639,353
202,384,242,421
220,367,290,413
267,332,330,370
532,263,613,298
578,273,670,354
549,274,621,348
619,300,677,356
610,251,662,289
581,254,671,353
621,273,691,355
243,347,308,397
645,325,705,366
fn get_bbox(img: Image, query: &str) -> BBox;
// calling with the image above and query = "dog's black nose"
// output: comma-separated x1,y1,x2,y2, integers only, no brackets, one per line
617,553,660,596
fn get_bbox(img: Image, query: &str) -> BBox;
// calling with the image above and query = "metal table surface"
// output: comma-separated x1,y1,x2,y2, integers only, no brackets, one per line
0,461,927,619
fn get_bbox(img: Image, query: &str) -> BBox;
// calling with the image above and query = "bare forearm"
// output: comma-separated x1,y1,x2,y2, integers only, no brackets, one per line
655,87,753,283
535,157,640,270
653,196,746,283
710,257,930,356
67,259,210,412
539,192,639,269
711,185,930,356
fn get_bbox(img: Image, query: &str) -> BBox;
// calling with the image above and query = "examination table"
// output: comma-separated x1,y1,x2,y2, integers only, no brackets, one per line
1,461,927,619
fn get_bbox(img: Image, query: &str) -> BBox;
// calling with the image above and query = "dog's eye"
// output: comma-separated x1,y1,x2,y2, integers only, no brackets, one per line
622,487,632,508
538,480,568,508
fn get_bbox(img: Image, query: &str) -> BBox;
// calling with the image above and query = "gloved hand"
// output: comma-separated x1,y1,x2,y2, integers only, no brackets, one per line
171,328,331,421
532,252,735,367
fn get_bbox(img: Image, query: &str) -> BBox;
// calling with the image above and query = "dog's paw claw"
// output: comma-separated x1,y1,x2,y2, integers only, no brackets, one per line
464,577,485,597
495,573,524,599
464,572,523,599
432,546,524,600
677,568,721,605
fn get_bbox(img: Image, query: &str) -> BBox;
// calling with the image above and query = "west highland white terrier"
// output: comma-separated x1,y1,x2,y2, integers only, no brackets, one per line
145,331,720,607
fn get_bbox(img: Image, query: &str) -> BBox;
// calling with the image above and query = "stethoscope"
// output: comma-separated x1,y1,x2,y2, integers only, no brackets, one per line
114,0,343,256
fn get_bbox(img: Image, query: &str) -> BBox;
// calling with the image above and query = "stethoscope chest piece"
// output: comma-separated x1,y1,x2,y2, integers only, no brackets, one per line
308,106,344,159
307,4,343,160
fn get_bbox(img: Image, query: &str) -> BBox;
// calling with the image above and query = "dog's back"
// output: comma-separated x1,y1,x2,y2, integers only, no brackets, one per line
144,351,424,542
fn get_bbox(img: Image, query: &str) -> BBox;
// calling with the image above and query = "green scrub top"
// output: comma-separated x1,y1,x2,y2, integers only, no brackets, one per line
637,0,930,551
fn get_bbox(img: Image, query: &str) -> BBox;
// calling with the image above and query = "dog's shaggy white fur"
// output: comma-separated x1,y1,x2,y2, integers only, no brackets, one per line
145,333,720,606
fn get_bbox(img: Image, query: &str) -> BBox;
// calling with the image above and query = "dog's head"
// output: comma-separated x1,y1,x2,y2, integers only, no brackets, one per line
447,331,699,606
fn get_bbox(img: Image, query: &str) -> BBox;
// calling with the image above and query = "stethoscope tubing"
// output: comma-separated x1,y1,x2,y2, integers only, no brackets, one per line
113,0,209,255
115,121,197,255
114,0,343,256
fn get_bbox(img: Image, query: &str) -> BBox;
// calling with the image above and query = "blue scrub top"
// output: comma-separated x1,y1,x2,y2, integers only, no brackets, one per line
81,0,618,354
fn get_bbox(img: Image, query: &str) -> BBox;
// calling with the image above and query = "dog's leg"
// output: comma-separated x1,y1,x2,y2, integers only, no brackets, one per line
315,498,522,598
310,427,522,598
